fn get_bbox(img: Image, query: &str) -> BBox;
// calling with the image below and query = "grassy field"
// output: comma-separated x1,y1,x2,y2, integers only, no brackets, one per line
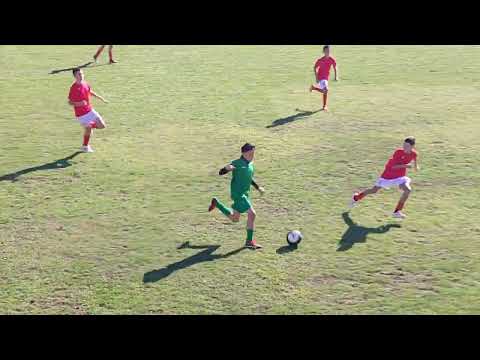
1,45,480,314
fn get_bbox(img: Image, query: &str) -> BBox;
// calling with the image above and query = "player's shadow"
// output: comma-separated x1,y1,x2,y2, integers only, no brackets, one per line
276,244,298,254
0,152,82,182
337,212,401,252
49,61,110,75
266,108,321,128
143,241,247,283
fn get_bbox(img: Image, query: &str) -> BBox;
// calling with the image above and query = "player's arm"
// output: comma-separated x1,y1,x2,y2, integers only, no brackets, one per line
413,155,420,171
219,164,235,175
313,61,320,81
90,90,108,103
391,164,412,169
393,161,419,170
390,151,411,169
333,63,339,81
251,179,265,195
68,99,87,107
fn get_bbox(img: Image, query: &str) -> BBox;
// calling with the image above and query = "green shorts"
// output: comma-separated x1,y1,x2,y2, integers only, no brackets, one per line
231,194,252,214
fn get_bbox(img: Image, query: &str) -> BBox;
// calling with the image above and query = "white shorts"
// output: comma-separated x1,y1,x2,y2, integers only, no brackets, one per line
375,176,411,189
317,79,328,90
76,109,103,128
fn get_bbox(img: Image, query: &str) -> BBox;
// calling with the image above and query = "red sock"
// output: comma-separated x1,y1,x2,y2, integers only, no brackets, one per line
83,134,90,146
89,121,97,129
354,192,366,201
394,200,405,213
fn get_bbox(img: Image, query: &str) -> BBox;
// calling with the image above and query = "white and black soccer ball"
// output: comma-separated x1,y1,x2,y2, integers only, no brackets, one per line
286,230,303,246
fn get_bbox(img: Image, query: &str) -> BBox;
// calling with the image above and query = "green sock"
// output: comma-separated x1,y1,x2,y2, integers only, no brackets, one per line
215,198,233,217
246,229,254,242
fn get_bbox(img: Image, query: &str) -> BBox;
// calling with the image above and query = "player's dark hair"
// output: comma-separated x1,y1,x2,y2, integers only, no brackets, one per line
72,68,81,76
323,45,330,51
404,137,416,146
241,143,255,153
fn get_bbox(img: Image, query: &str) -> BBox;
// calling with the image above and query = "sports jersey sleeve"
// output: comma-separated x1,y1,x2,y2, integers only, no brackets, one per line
219,160,235,175
331,57,337,67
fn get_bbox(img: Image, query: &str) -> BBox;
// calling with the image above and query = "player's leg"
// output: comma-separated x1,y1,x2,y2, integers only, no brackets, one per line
208,197,239,222
310,79,325,93
108,45,117,64
393,182,411,218
322,90,328,111
93,113,106,129
93,46,106,62
81,126,94,152
86,110,106,129
320,81,329,110
245,207,262,249
350,186,382,208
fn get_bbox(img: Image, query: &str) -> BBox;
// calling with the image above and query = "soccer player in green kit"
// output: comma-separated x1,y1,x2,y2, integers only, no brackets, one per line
208,143,265,249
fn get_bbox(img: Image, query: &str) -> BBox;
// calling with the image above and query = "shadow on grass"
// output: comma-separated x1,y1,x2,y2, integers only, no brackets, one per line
49,61,111,75
266,108,321,128
338,212,401,252
276,244,298,254
143,241,247,283
0,152,82,182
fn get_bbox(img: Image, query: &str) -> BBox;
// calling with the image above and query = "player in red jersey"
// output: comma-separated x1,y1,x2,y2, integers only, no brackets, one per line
349,137,420,219
68,68,108,153
93,45,117,64
309,45,338,111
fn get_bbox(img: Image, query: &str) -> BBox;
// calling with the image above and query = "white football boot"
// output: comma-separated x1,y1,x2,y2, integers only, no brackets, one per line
81,145,94,153
392,211,406,219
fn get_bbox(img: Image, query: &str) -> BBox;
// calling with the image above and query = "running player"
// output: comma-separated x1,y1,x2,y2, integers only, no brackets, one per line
208,143,265,249
349,137,420,218
93,45,117,64
309,45,338,111
68,68,108,153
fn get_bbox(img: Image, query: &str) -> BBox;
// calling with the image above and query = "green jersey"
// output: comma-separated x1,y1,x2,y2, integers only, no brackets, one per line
230,156,254,199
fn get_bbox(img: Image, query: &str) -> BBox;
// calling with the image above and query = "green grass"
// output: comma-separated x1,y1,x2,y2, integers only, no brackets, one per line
1,45,480,314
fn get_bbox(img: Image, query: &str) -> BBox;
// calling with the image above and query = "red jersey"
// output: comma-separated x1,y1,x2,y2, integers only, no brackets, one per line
381,149,418,179
314,56,336,81
69,81,92,117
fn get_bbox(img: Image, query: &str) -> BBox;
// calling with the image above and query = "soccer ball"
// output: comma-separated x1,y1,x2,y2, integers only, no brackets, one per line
286,230,303,246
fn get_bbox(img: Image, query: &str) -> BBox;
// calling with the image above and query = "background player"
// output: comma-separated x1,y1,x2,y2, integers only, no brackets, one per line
68,68,108,153
309,45,338,111
93,45,117,64
350,137,420,218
